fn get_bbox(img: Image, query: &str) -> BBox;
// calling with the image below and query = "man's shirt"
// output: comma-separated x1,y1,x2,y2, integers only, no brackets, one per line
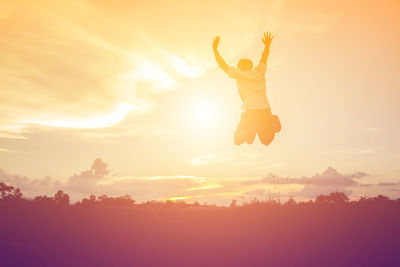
227,62,270,110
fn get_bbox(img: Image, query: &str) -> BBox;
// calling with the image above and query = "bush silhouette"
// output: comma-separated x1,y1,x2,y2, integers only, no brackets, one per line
315,191,349,204
0,182,23,200
0,181,399,266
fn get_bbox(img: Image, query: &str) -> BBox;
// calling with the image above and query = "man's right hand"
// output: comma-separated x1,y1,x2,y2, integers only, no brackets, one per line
213,36,220,50
259,32,273,64
262,32,274,47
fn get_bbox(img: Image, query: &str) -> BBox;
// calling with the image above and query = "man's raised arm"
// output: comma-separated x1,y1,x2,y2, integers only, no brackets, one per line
259,32,274,65
212,36,229,74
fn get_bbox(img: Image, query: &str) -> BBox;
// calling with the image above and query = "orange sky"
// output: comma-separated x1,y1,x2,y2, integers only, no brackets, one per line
1,0,400,204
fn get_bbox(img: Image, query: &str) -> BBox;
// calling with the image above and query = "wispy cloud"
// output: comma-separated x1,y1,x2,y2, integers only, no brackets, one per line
357,149,374,154
322,148,375,155
0,148,23,153
19,103,138,129
185,184,222,191
0,0,205,138
191,154,218,165
243,167,367,186
190,152,283,169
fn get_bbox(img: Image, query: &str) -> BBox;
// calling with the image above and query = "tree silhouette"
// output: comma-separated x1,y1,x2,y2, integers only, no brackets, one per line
54,190,70,205
316,191,349,204
0,182,23,200
284,197,296,207
95,194,136,207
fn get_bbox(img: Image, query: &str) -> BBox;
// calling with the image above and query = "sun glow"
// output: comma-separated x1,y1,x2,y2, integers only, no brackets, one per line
191,103,219,128
185,184,222,191
168,196,190,201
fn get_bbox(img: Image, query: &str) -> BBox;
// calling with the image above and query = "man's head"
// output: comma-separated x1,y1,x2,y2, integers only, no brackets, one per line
237,58,253,71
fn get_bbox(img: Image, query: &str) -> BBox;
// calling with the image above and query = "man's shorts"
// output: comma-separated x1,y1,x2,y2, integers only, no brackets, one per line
235,108,281,144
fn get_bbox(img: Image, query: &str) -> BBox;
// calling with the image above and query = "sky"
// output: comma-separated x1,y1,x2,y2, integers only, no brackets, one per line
1,0,400,204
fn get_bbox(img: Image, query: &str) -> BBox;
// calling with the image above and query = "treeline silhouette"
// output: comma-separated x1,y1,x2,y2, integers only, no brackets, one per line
1,181,400,266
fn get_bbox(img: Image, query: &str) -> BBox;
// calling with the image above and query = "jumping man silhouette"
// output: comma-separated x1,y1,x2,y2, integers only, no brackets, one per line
212,32,281,147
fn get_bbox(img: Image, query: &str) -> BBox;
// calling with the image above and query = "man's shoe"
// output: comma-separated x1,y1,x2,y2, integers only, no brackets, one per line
272,114,281,133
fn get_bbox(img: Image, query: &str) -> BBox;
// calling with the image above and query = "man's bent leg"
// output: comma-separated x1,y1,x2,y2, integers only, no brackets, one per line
258,110,275,147
245,131,257,144
234,111,256,146
258,130,275,147
234,131,246,145
234,129,256,145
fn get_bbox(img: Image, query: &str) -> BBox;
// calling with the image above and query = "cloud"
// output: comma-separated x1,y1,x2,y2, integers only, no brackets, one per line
66,158,110,192
191,154,219,165
241,167,400,200
190,152,283,170
0,158,218,202
19,103,138,129
0,0,204,138
378,182,400,187
2,160,399,204
240,167,370,200
91,158,110,177
244,189,266,196
0,168,61,197
243,167,367,186
185,184,222,191
388,188,400,192
357,149,374,154
322,148,375,155
294,185,352,199
190,153,238,166
0,147,23,153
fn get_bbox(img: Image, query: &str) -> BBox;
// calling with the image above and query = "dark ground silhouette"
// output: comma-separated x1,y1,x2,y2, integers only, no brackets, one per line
1,181,400,266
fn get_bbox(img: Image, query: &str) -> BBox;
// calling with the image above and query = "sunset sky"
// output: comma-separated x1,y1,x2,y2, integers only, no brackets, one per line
1,0,399,204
